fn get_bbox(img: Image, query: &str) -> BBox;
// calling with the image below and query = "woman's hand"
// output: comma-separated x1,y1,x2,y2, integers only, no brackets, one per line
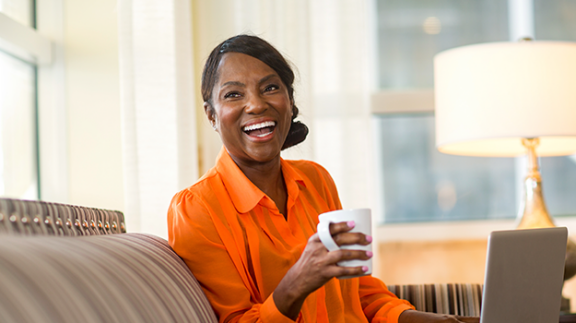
273,221,372,319
399,310,480,323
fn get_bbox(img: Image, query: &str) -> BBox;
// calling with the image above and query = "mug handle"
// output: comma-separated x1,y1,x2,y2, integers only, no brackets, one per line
317,221,340,252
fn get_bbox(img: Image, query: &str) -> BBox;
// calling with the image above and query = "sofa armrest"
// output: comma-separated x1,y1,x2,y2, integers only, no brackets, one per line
0,233,217,323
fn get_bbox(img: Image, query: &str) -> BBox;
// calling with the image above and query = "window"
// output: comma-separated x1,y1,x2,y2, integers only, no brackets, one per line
534,0,576,41
375,114,517,223
0,51,38,199
0,0,48,200
376,0,509,89
374,0,576,224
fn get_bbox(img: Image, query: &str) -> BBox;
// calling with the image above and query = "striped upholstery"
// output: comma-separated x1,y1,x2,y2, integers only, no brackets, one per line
0,233,218,323
0,198,125,236
388,283,483,317
0,199,483,321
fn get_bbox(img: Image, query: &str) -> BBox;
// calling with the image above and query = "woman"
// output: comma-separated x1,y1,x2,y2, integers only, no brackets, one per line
168,35,478,323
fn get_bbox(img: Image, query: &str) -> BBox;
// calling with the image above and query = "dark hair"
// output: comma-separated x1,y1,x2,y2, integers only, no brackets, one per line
201,34,308,150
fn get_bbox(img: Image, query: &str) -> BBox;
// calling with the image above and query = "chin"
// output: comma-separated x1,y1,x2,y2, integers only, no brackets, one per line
245,146,282,163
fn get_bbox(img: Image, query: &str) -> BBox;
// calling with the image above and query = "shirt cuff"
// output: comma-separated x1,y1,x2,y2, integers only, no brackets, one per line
387,303,415,323
260,292,298,323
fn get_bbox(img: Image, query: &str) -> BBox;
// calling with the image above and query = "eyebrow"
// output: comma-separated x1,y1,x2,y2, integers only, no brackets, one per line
221,74,279,88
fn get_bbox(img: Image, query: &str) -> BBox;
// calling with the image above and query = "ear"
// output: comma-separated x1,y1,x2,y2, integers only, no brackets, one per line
204,102,217,129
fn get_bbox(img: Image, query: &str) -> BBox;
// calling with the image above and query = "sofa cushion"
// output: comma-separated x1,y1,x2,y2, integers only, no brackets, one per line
0,233,217,323
387,283,483,317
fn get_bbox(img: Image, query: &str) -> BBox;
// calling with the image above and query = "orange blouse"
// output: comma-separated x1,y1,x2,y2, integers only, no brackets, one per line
167,148,414,322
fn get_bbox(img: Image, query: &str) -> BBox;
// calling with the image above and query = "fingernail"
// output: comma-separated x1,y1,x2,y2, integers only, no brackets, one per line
366,251,373,257
347,221,355,228
362,266,369,272
366,235,373,243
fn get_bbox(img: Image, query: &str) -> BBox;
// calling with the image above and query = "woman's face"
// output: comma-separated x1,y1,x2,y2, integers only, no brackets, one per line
206,52,293,165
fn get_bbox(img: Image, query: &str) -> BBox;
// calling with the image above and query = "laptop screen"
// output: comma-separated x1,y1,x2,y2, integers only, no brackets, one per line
480,227,567,323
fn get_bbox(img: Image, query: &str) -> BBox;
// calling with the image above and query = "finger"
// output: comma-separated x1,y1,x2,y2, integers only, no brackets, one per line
325,249,372,264
326,264,369,278
308,232,340,249
308,232,323,244
329,221,355,235
333,231,372,246
308,221,352,243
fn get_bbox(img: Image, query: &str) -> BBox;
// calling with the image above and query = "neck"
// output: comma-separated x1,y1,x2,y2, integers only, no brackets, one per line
230,154,287,216
239,159,283,191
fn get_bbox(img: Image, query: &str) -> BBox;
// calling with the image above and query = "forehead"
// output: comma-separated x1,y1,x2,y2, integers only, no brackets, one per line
216,52,278,84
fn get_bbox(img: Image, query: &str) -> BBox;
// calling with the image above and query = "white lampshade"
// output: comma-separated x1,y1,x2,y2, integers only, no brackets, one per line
434,41,576,157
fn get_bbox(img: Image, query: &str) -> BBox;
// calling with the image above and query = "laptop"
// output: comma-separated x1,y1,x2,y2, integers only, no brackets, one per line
480,227,568,323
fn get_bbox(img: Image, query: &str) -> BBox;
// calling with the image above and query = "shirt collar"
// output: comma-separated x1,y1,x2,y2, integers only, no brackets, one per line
215,147,306,214
280,157,306,209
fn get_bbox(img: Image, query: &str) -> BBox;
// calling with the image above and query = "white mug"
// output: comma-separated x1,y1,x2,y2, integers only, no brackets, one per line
316,208,372,279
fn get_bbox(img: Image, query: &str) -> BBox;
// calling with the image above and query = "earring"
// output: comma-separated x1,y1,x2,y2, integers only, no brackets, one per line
211,121,216,130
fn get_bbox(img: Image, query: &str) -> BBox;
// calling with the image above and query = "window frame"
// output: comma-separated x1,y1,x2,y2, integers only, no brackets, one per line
0,12,51,65
0,0,68,202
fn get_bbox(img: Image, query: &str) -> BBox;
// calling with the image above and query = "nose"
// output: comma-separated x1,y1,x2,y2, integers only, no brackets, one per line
244,94,268,114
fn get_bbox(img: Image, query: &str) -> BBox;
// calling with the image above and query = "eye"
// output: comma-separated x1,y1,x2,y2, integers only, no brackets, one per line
224,91,241,99
264,84,280,92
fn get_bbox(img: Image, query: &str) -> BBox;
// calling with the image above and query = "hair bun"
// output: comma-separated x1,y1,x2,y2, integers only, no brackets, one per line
282,121,309,150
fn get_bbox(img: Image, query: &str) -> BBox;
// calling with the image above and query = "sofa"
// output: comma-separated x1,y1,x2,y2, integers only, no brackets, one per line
0,198,482,322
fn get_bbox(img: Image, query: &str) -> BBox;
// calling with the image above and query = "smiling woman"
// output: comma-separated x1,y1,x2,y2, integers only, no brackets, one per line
205,52,294,168
201,35,309,153
167,35,478,323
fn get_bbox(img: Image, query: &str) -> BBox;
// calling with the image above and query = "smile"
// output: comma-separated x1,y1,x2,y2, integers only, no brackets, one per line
243,121,276,138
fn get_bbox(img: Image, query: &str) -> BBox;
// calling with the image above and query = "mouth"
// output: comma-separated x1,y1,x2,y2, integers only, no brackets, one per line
243,120,277,138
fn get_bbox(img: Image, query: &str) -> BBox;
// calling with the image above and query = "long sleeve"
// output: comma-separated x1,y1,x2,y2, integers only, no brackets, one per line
168,190,295,323
358,276,414,323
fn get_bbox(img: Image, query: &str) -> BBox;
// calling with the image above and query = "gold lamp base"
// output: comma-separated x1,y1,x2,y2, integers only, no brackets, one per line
516,138,576,312
516,138,555,229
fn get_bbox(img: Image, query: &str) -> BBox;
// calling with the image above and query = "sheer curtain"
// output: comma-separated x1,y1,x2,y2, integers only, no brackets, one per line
118,0,198,238
118,0,377,242
193,0,377,209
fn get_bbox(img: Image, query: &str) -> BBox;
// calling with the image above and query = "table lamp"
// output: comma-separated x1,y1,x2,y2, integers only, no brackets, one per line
433,40,576,308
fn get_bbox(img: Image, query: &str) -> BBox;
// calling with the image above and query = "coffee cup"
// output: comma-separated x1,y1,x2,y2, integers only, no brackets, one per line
316,208,372,279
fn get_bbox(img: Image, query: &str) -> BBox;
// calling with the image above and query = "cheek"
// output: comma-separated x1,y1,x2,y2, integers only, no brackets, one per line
273,96,293,116
215,105,241,133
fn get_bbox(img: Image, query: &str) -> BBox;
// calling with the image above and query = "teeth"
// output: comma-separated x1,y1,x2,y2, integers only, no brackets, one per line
256,131,272,137
243,121,276,132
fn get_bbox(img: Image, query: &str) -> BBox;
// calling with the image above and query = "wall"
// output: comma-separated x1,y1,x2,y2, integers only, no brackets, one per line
63,0,124,212
376,236,576,311
377,239,487,285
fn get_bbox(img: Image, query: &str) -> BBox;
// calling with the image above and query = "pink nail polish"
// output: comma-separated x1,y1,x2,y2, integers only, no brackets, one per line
362,266,369,272
347,221,355,228
366,235,373,243
366,251,373,257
